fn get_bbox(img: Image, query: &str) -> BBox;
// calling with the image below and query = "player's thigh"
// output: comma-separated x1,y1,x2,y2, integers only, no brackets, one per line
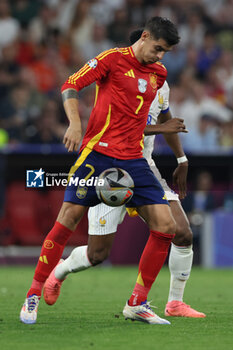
169,201,192,245
88,203,126,235
137,204,176,234
57,202,87,231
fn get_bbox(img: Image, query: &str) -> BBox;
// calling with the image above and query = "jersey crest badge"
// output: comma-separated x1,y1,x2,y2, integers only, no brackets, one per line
87,58,98,69
138,79,147,93
149,73,157,91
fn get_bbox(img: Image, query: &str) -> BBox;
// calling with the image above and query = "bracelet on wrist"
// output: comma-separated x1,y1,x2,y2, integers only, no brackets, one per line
177,155,188,164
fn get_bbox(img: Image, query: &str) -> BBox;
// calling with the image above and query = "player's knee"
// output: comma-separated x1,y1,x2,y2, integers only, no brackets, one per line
158,217,176,234
166,218,177,234
173,223,193,246
58,204,83,230
88,247,110,266
148,215,176,234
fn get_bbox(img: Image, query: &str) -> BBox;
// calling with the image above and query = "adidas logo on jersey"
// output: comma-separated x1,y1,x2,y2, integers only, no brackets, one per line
124,69,135,78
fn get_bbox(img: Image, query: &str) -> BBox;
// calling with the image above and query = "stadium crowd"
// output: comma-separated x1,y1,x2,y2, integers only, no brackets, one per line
0,0,233,153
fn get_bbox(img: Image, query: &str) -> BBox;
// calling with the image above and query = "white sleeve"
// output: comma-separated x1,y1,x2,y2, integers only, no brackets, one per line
160,81,170,112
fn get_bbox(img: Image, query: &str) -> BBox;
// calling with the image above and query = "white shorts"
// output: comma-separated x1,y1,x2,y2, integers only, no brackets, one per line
88,204,126,235
88,163,179,235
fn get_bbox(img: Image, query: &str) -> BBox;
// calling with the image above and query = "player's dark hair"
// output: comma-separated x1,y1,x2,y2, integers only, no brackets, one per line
145,16,180,46
129,29,143,44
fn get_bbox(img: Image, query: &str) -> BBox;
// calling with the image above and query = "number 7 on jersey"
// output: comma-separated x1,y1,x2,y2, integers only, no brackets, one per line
135,95,144,115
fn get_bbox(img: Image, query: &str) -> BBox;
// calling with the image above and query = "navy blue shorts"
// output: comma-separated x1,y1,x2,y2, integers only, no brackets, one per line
64,148,168,207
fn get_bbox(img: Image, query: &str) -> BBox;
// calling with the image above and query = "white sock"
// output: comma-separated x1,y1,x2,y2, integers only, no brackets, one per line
168,243,193,302
55,245,92,280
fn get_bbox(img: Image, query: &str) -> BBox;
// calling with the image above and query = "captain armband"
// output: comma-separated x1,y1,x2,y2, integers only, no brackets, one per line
62,89,79,102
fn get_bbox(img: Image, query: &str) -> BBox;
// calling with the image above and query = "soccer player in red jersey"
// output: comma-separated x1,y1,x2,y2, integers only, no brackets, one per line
20,17,182,325
43,31,205,320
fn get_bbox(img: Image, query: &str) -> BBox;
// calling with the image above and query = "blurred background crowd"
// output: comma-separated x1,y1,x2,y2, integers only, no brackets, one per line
0,0,233,265
0,0,233,153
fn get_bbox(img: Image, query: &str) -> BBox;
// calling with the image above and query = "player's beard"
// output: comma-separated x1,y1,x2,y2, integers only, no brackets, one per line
144,57,158,64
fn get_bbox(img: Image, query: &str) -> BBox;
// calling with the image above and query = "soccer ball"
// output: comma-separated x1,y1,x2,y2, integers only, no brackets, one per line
96,168,134,207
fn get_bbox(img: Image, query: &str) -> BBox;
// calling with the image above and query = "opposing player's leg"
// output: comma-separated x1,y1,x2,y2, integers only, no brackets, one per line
165,200,206,318
43,234,115,305
43,204,126,305
20,202,87,324
150,164,205,317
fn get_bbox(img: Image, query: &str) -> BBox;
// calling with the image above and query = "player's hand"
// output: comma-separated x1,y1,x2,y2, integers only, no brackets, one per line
63,123,82,152
172,161,188,199
162,118,188,134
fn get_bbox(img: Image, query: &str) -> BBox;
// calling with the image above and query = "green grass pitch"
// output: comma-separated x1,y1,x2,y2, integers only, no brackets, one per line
0,266,232,350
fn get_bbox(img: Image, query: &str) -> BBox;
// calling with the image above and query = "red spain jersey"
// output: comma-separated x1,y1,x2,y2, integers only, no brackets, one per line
62,47,167,159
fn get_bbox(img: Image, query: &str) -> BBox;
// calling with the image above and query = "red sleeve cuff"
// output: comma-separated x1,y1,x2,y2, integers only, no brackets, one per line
61,82,79,93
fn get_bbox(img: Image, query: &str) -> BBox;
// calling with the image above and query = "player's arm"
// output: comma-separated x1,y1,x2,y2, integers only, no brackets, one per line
157,110,187,157
62,89,82,152
61,61,104,153
61,51,115,152
157,109,188,199
144,117,187,135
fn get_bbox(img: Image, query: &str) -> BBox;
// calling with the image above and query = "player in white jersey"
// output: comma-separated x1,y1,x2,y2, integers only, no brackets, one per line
42,80,205,319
